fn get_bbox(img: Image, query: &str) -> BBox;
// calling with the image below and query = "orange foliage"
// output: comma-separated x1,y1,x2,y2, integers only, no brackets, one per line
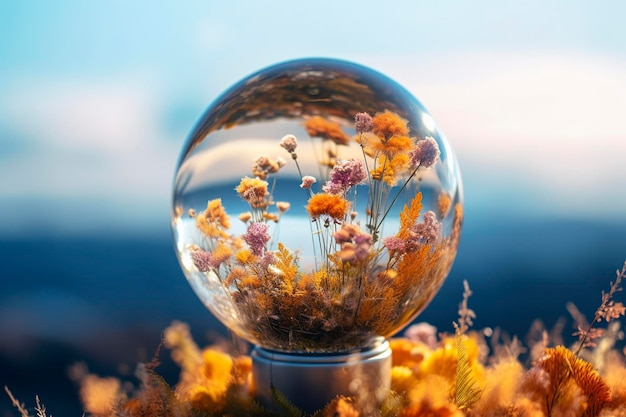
536,345,611,417
398,192,423,240
274,242,298,293
304,116,351,145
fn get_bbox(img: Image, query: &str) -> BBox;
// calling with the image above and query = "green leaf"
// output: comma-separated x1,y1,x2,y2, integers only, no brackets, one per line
271,386,303,417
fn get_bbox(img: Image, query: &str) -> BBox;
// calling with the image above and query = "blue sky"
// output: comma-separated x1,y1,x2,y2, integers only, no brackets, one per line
1,1,626,235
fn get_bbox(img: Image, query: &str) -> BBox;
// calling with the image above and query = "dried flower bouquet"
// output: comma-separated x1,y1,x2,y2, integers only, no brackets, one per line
186,110,462,352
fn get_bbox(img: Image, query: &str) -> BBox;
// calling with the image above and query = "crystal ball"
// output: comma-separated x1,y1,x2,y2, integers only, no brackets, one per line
171,58,463,353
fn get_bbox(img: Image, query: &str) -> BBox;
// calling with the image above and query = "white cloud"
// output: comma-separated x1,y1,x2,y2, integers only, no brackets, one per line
2,51,626,233
0,77,181,233
1,78,179,196
372,52,626,216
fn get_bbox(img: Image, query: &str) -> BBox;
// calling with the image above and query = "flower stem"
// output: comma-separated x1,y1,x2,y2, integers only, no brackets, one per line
373,163,421,238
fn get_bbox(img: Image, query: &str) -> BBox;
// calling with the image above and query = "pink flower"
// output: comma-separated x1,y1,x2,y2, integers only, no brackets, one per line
409,136,440,168
404,322,438,349
334,223,360,244
280,134,298,153
191,249,212,272
300,175,317,189
322,159,367,195
261,251,276,268
354,112,373,134
407,211,441,249
334,223,372,262
243,222,270,256
382,236,406,253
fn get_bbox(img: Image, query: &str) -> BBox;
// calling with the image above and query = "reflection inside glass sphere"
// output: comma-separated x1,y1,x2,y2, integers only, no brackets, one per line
172,58,463,353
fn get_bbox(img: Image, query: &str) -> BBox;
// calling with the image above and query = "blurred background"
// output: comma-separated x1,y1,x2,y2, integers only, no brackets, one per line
2,1,626,415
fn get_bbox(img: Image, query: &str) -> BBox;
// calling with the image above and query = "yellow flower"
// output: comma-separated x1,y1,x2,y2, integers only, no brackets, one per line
391,366,418,393
235,177,268,208
386,153,411,186
369,154,409,186
180,349,234,412
200,349,233,382
186,384,227,413
196,199,230,238
419,335,484,390
235,249,253,264
401,375,464,417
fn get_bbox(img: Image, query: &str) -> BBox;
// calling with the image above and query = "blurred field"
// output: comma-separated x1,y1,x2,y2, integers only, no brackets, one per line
1,216,625,415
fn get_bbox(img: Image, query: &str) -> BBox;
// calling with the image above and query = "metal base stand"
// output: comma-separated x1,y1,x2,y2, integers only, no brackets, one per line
251,340,391,414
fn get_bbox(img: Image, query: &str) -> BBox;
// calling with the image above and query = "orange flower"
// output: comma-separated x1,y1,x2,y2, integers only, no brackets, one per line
182,349,233,412
235,177,268,208
389,337,429,368
232,355,253,387
438,192,452,218
304,116,350,145
391,365,418,393
385,135,414,155
235,249,253,264
79,375,122,415
401,374,464,417
200,349,233,382
240,275,262,289
372,110,409,140
196,198,230,238
306,193,349,221
238,212,252,222
211,242,232,267
320,396,359,417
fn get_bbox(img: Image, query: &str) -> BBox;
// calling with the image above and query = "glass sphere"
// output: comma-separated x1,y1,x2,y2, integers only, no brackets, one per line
172,58,463,353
